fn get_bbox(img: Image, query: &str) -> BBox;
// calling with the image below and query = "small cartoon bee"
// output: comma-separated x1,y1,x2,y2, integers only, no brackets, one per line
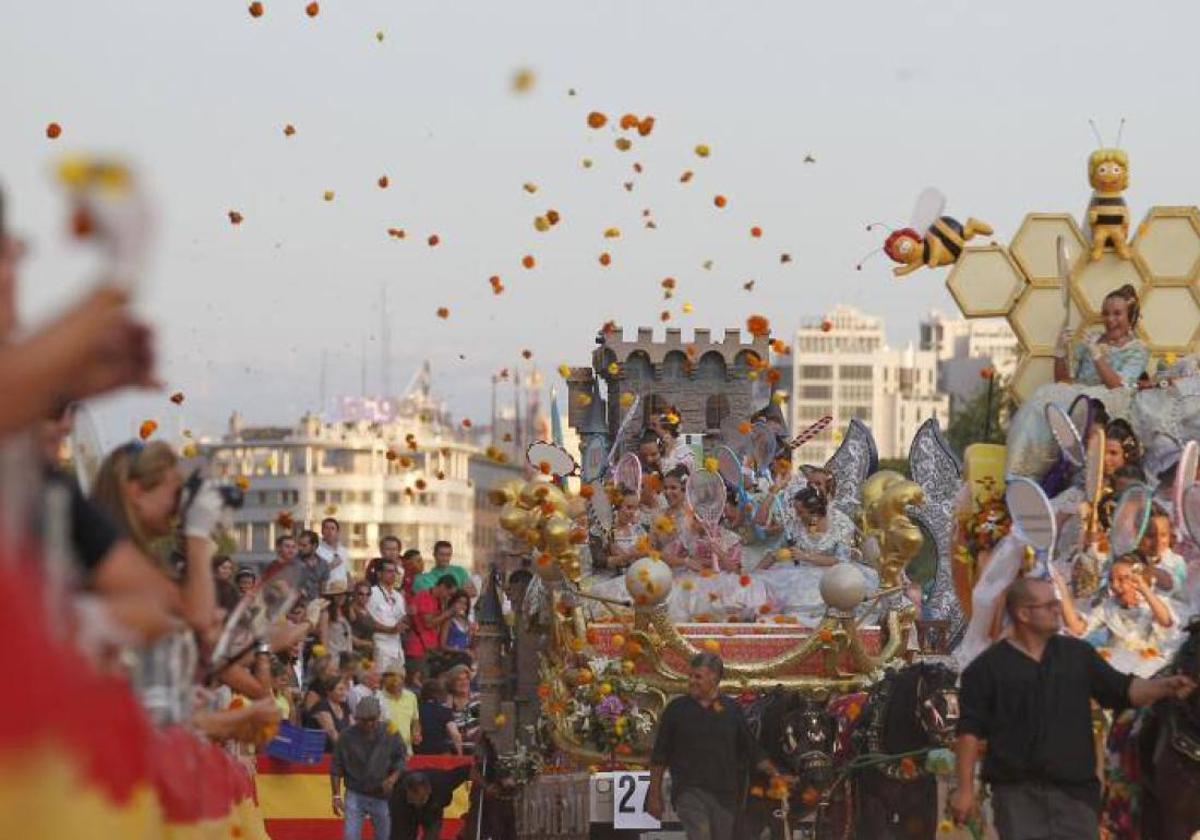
858,188,993,278
1085,120,1131,261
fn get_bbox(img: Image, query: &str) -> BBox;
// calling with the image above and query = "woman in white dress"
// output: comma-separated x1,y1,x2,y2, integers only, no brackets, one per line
1007,284,1149,478
653,408,695,476
755,486,873,624
582,490,647,611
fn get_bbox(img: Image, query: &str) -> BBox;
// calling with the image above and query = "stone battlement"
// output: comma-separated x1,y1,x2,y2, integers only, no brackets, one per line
597,326,770,368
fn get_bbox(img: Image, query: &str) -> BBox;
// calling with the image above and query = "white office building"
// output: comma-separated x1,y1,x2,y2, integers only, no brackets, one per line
791,305,949,464
919,311,1019,414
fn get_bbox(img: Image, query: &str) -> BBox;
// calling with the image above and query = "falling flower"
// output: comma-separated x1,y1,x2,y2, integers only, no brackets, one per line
539,460,551,475
619,113,639,130
169,392,185,405
228,211,244,225
546,209,561,225
387,228,406,238
598,253,611,266
579,484,595,500
581,157,594,169
375,30,385,42
436,307,450,319
522,182,538,194
305,1,319,16
821,318,833,333
680,170,694,183
703,639,720,653
275,511,294,530
377,175,389,189
750,226,763,238
415,478,427,491
682,302,693,314
138,420,158,440
181,443,197,458
534,216,550,232
283,123,295,136
427,234,440,246
45,122,62,140
461,418,472,428
248,2,264,18
771,339,788,354
694,144,710,158
604,227,620,238
586,111,607,129
614,138,632,151
235,475,251,491
980,366,996,380
703,456,718,472
522,255,536,269
780,253,792,263
511,67,535,93
714,194,727,208
746,315,770,338
323,190,335,202
607,362,620,375
618,392,635,409
521,349,533,359
660,310,671,322
576,393,592,407
737,421,752,435
637,116,655,136
489,275,504,294
558,363,571,378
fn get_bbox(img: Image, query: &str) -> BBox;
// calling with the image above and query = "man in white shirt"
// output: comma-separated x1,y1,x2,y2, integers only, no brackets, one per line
367,558,406,670
318,516,350,590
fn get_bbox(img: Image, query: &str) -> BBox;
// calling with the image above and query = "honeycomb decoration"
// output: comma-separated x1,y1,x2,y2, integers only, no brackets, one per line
946,205,1200,402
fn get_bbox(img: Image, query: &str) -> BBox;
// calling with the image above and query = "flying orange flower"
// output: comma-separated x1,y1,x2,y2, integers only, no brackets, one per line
427,234,440,247
436,307,449,319
377,175,389,189
579,484,595,500
138,420,158,440
305,2,319,16
248,2,264,18
522,255,536,269
461,418,472,428
637,116,655,136
619,113,639,130
283,123,295,136
821,318,833,333
598,252,611,267
746,315,770,338
586,111,607,129
45,122,62,140
679,170,694,183
169,392,185,405
750,226,763,238
714,194,727,208
489,275,504,294
387,228,406,238
228,210,244,225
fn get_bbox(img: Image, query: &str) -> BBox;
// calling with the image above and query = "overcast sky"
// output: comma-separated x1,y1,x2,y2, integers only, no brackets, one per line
6,0,1200,445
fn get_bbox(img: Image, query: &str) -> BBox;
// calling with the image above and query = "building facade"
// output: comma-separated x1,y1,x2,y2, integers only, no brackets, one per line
791,305,949,464
203,381,518,573
918,311,1019,414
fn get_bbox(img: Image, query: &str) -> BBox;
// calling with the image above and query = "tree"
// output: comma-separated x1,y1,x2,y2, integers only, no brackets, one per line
945,375,1010,458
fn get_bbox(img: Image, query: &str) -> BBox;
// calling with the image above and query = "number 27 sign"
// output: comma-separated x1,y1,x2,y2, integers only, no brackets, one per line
613,772,660,829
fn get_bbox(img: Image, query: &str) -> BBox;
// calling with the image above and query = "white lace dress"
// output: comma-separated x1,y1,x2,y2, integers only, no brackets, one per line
754,508,874,625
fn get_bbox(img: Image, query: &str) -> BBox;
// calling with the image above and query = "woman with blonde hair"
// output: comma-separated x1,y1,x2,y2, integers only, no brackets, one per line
91,441,286,733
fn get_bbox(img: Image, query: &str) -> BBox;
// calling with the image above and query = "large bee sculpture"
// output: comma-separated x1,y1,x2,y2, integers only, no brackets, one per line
859,187,993,278
1085,120,1132,261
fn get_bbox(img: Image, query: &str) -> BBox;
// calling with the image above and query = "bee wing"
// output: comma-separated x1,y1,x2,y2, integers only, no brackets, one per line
909,187,946,232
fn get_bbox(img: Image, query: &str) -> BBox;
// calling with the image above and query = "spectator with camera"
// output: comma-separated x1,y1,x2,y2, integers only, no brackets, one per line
404,574,457,677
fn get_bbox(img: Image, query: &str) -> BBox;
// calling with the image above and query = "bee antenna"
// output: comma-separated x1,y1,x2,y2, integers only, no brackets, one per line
855,248,883,271
1115,117,1126,148
1088,118,1106,148
865,222,894,233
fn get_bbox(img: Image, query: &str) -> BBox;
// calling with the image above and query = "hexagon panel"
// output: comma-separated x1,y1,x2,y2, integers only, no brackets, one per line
1009,213,1088,287
945,246,1027,318
1132,207,1200,285
1070,254,1147,318
1008,286,1083,355
1009,355,1057,404
1137,286,1200,351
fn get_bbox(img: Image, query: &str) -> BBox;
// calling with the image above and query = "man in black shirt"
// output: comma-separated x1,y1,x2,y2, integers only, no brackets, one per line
647,653,790,840
952,576,1195,838
389,765,471,840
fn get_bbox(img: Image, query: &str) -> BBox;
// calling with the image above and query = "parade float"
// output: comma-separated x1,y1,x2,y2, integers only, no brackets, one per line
477,135,1200,840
